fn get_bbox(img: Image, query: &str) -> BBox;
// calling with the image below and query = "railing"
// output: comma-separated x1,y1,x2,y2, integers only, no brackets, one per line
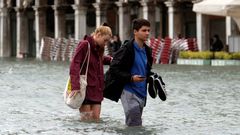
40,37,79,61
40,36,198,64
148,37,198,64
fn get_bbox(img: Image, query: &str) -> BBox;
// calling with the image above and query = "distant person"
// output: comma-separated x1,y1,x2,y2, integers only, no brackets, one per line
69,25,112,122
104,18,153,126
177,33,183,39
211,34,223,51
110,34,122,55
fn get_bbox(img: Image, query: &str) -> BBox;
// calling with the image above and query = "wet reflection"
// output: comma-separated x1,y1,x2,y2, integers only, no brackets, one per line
0,58,240,135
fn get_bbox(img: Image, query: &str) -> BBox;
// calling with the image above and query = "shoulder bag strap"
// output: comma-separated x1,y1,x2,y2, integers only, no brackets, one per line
79,41,91,78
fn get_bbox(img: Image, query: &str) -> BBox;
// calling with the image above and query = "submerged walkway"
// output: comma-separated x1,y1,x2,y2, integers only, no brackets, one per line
0,58,240,135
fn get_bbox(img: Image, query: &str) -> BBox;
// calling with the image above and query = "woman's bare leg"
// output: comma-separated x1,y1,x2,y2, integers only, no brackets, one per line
91,104,101,122
79,105,92,121
79,104,101,122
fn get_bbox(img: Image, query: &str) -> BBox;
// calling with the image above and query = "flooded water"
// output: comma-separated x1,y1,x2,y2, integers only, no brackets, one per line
0,58,240,135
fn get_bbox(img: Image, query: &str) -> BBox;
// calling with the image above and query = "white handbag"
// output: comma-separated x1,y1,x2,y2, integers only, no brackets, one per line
64,42,90,109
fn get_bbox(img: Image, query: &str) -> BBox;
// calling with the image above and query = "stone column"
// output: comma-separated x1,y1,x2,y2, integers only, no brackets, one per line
141,0,156,37
93,2,107,27
196,13,209,51
15,1,29,58
72,4,87,40
52,3,66,38
0,1,11,57
140,0,148,19
33,5,47,58
93,2,101,27
115,1,130,41
165,1,175,39
226,16,232,45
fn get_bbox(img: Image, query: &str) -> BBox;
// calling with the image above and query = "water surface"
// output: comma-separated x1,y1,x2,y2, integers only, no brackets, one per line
0,58,240,135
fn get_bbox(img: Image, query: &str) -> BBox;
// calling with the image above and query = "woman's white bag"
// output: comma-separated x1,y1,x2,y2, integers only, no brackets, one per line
63,43,90,109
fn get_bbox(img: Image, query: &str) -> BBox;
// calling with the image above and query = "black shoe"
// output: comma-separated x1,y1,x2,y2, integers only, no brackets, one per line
154,76,167,101
148,75,157,98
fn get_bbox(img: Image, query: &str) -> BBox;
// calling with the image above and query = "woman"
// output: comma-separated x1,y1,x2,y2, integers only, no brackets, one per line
69,25,112,122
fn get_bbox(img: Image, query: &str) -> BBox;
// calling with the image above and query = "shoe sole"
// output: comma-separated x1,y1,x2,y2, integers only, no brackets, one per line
148,76,157,98
154,78,167,101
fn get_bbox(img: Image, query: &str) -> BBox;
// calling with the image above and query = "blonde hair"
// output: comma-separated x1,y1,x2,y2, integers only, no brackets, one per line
91,26,112,37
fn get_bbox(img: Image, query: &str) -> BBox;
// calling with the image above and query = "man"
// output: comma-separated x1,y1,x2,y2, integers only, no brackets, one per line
104,18,153,126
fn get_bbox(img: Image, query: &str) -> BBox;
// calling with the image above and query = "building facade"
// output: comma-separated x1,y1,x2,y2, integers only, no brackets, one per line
0,0,239,58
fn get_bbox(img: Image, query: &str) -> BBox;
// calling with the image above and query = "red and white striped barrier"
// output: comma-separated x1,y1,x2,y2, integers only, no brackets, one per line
148,37,198,64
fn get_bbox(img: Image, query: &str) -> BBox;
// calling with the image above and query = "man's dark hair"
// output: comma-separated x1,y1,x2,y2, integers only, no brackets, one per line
132,18,150,31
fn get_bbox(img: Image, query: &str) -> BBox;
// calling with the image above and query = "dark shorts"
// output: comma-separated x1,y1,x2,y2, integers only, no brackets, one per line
82,99,101,105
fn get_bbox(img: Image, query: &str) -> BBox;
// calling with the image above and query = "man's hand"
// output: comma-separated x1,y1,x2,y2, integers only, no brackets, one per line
131,75,146,82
